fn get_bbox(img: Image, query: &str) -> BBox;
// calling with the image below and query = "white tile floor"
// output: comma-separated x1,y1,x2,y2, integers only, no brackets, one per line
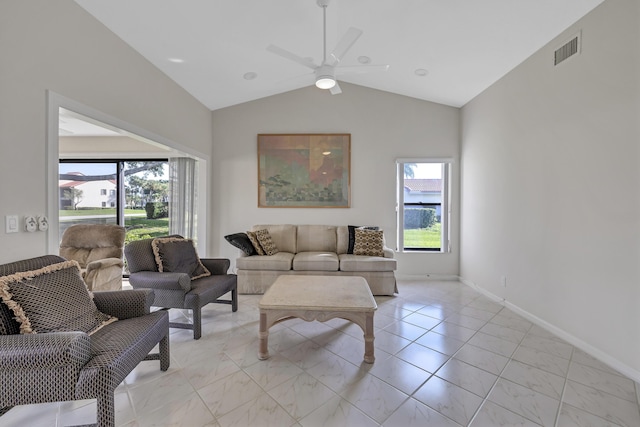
3,279,640,426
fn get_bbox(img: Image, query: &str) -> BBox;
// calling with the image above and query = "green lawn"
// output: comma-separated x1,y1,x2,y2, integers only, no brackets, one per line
124,217,169,243
60,208,144,216
404,222,441,249
59,209,168,243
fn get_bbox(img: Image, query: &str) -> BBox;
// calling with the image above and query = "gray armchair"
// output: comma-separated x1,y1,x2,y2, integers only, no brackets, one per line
125,236,238,339
0,255,170,427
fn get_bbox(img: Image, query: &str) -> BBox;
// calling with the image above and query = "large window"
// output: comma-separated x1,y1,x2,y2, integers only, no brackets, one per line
59,160,169,243
397,160,451,252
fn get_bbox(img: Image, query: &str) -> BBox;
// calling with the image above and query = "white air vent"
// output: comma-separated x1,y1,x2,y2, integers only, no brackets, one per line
554,32,581,66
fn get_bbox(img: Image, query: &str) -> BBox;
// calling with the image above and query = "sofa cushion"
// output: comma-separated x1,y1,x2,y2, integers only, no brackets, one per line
152,237,211,280
339,254,398,272
255,229,279,256
297,225,337,253
336,226,349,254
353,229,385,257
252,225,297,253
236,252,294,271
293,252,339,271
0,260,116,335
224,233,257,256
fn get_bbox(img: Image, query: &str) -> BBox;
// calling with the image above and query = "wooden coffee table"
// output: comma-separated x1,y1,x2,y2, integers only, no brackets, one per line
258,275,377,363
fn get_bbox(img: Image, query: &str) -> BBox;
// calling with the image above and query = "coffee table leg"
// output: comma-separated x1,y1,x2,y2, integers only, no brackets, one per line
363,312,375,363
258,311,270,360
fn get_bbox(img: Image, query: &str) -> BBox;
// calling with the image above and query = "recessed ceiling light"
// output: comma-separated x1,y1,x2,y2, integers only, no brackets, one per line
415,68,429,77
243,72,258,80
358,56,371,64
322,151,331,155
168,58,185,63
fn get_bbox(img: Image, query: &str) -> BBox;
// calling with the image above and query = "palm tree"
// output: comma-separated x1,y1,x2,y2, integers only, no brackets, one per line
63,187,83,210
404,163,417,178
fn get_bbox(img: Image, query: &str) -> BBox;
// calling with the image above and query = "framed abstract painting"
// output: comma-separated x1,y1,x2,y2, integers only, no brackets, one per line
258,134,351,208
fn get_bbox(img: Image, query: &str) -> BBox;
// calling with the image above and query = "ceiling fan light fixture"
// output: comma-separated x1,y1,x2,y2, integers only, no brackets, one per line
316,76,336,89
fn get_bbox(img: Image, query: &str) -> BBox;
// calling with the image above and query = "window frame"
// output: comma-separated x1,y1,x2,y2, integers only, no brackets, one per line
59,158,168,228
396,158,452,253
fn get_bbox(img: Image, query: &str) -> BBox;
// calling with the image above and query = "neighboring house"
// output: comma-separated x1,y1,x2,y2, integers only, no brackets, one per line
403,178,442,217
59,172,117,209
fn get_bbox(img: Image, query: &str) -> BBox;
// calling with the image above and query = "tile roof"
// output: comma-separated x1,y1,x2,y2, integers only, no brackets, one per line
404,179,442,192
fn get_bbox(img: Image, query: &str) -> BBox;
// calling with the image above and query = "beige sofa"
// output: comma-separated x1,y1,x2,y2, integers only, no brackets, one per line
236,224,397,295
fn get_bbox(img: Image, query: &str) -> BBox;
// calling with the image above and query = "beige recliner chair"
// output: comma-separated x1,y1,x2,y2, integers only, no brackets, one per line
60,224,126,291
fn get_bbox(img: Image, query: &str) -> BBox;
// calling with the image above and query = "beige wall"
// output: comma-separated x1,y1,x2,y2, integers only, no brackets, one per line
0,0,212,262
211,83,460,277
461,0,640,377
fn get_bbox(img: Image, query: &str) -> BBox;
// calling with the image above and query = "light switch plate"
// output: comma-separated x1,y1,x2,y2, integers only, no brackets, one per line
5,215,19,233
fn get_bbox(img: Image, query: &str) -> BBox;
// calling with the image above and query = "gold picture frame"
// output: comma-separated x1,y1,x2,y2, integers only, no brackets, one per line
258,134,351,208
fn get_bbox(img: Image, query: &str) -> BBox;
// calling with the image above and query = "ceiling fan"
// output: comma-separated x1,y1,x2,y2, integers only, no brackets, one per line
266,0,389,95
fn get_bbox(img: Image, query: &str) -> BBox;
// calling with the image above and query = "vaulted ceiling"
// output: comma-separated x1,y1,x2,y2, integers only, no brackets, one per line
75,0,604,111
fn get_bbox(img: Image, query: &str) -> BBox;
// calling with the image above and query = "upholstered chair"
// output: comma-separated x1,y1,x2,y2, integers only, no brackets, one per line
125,235,238,339
0,255,170,427
60,224,125,291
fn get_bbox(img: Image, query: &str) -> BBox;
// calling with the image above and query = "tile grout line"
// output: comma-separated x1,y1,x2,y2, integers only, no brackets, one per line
452,306,517,426
553,345,575,427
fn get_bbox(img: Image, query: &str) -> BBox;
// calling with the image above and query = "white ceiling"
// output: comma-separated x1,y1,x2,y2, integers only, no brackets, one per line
75,0,604,111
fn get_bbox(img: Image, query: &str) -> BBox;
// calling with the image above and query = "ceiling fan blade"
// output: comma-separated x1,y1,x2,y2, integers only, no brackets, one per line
266,44,318,70
329,81,342,95
329,27,363,64
336,64,390,74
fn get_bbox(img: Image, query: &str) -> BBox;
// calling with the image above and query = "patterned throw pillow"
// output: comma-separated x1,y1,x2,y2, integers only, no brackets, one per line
246,231,265,255
347,225,379,254
0,260,116,335
152,237,211,280
224,233,257,256
353,229,385,257
254,229,279,256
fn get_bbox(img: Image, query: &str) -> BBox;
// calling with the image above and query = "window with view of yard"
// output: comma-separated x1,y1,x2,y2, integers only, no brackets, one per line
59,160,170,245
397,160,451,252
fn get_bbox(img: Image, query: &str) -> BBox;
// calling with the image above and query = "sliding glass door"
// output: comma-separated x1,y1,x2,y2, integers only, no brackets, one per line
122,161,169,243
59,160,169,243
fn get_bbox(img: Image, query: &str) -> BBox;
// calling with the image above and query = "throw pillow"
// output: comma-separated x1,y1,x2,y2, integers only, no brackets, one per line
152,237,211,280
0,260,116,335
246,231,266,255
254,229,279,256
353,228,385,257
348,225,380,254
224,232,257,256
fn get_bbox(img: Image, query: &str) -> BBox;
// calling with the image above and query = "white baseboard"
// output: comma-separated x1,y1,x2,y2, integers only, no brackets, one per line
396,273,459,281
458,276,640,384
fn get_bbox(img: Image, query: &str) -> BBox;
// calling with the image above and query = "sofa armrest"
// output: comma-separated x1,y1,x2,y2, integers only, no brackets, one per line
0,332,91,369
200,258,231,275
383,247,395,258
128,271,191,292
93,289,154,318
